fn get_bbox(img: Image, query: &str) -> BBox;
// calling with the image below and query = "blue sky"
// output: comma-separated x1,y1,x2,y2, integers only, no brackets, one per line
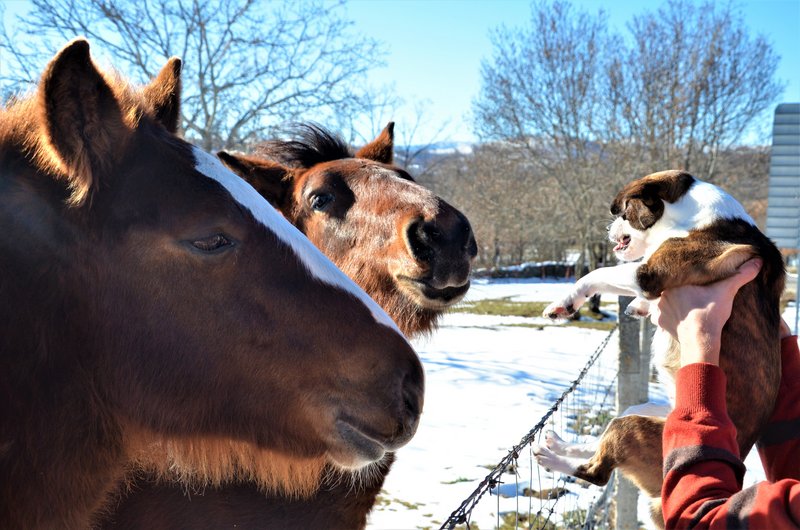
3,0,798,144
346,0,800,143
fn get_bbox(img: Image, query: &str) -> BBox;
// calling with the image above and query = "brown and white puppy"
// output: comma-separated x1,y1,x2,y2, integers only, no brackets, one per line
538,170,784,525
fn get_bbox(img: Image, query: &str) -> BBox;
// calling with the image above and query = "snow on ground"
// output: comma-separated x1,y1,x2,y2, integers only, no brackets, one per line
366,278,787,530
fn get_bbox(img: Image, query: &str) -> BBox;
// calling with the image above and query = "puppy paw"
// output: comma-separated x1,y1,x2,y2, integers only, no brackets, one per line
623,297,651,318
534,445,578,475
543,302,575,320
544,430,568,453
543,294,585,320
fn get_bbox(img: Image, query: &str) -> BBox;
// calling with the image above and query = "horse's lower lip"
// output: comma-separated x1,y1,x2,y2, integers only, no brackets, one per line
399,277,471,304
334,419,387,463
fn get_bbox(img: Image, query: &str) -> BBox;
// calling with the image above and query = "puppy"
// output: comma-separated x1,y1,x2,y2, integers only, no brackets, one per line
537,170,784,525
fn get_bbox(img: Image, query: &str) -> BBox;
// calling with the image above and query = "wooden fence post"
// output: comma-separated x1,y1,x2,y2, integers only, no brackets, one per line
614,296,650,530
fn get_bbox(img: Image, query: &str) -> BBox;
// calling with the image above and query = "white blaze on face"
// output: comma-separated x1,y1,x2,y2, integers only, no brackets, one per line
191,146,403,337
608,217,647,261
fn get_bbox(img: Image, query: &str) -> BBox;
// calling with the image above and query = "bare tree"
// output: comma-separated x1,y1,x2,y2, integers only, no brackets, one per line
607,0,783,180
332,94,453,182
473,0,783,272
473,0,621,275
393,99,452,179
329,82,401,146
420,143,570,269
0,0,386,151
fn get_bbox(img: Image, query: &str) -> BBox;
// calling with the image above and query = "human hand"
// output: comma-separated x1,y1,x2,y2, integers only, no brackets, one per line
649,258,762,366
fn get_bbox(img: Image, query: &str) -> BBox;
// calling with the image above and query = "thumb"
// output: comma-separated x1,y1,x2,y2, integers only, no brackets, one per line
723,258,762,291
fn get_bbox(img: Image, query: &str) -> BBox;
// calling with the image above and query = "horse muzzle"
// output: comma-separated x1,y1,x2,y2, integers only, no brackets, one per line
400,203,477,308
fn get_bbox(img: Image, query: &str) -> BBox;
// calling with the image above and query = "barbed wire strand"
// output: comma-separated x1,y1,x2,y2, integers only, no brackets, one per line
439,325,618,530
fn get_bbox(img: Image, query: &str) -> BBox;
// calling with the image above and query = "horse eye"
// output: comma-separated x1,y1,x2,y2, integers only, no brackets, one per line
191,234,233,253
310,193,334,212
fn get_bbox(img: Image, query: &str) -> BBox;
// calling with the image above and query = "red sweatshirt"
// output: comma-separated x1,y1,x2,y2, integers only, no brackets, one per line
662,337,800,529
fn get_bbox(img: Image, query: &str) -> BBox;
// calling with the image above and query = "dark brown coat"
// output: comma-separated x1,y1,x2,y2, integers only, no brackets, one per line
0,41,423,529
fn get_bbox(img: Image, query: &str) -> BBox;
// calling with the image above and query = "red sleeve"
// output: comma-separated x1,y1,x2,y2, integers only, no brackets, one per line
662,363,800,529
758,336,800,482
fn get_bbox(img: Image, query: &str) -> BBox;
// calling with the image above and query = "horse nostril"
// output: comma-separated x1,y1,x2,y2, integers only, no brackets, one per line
398,371,423,441
403,380,421,419
406,219,435,262
462,222,477,258
466,234,478,258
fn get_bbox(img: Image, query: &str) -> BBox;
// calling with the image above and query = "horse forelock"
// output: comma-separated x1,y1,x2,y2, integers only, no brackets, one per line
255,123,352,169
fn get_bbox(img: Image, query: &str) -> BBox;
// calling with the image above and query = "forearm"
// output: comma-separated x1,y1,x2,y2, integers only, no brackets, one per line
663,362,800,528
757,336,800,482
662,364,743,528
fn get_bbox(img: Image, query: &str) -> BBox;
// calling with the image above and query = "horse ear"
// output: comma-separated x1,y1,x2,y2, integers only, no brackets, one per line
39,39,129,206
217,151,292,207
355,121,394,164
143,57,182,133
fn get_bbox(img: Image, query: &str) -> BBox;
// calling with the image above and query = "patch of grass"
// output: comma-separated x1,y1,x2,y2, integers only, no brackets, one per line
503,320,615,331
567,320,617,331
374,494,391,507
454,298,548,318
395,498,424,510
569,405,615,436
454,298,616,331
502,323,545,330
561,508,588,527
376,493,425,511
498,512,556,530
441,476,474,484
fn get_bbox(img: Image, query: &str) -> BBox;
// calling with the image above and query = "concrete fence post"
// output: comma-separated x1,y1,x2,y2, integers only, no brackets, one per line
614,296,650,530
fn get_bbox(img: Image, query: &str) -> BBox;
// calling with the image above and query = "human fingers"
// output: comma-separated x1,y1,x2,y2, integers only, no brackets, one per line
719,258,761,292
649,301,661,328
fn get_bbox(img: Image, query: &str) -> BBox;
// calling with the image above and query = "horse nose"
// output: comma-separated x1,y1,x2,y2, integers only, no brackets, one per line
386,352,424,449
404,202,477,288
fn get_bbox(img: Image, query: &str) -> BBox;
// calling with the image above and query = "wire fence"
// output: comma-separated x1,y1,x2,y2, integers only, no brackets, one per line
439,324,619,530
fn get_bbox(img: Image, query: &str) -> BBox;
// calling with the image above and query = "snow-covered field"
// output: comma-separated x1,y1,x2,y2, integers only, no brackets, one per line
367,277,784,530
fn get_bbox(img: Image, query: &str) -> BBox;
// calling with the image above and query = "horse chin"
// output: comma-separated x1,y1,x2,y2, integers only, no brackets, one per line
326,419,388,470
396,276,470,310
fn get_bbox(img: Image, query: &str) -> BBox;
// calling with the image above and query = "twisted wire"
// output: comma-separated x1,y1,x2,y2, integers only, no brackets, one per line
439,325,618,530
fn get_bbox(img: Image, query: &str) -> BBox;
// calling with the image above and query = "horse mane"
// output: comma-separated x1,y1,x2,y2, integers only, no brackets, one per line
256,123,353,169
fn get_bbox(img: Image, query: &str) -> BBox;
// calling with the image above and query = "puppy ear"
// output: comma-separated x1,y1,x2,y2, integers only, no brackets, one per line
39,38,130,206
648,170,696,203
217,151,292,208
143,57,182,133
355,121,394,164
623,197,660,231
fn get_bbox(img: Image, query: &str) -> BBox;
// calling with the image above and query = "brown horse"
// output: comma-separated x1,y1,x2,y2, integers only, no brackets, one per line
99,125,476,528
0,40,423,529
224,122,477,337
